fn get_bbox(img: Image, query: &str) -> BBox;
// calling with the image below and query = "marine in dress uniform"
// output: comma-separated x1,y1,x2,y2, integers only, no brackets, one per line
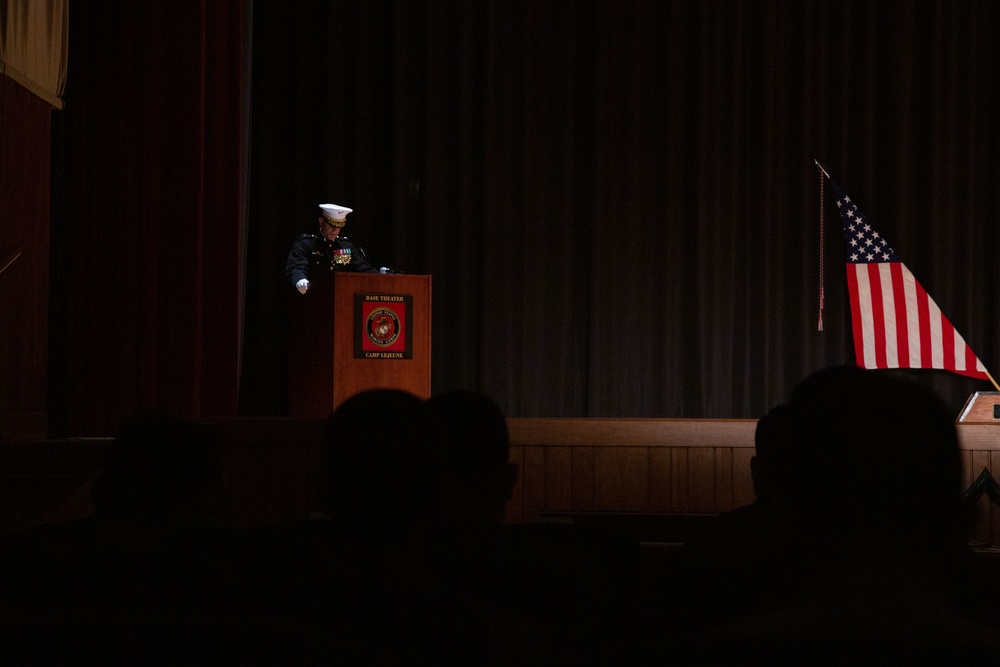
286,203,381,294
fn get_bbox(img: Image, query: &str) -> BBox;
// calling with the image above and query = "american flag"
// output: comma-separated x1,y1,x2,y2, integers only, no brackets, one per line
833,182,989,381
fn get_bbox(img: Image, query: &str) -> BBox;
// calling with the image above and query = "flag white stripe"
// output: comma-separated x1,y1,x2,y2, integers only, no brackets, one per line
901,266,921,368
853,265,877,369
928,298,943,368
837,184,989,381
878,263,898,368
954,329,969,372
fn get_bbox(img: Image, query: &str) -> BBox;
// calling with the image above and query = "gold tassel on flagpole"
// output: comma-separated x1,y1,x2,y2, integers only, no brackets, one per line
815,160,829,332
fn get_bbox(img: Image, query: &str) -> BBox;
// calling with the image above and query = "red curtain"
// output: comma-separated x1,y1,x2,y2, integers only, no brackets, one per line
0,75,51,438
51,1,245,436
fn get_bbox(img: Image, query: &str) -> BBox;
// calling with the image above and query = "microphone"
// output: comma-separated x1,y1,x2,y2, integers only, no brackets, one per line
379,267,398,274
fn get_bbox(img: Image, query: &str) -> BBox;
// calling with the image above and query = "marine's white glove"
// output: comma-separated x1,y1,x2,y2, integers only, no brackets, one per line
296,279,310,294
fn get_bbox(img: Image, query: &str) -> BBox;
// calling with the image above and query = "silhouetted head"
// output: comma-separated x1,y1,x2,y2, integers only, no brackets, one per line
422,390,518,526
92,413,223,526
320,389,438,538
784,366,962,549
751,403,796,502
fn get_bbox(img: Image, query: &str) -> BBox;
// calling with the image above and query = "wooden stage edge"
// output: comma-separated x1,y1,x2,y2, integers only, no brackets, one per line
2,418,1000,547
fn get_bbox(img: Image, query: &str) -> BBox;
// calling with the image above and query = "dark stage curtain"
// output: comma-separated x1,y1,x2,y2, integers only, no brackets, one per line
242,0,1000,419
51,1,246,436
52,1,1000,430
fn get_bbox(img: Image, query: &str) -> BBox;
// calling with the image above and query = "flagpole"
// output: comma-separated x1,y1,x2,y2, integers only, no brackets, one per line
814,159,830,179
985,369,1000,393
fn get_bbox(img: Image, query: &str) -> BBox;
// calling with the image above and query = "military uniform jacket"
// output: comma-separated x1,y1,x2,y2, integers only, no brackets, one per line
286,233,378,285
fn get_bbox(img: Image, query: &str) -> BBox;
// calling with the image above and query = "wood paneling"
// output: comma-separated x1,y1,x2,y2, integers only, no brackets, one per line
648,448,674,512
732,447,756,507
545,446,573,511
686,447,717,513
507,419,755,520
506,445,524,523
571,446,596,511
594,447,648,512
3,419,1000,547
506,419,1000,549
507,418,755,447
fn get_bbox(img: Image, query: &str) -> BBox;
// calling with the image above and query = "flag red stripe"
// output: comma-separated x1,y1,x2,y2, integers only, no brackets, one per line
835,184,990,382
915,282,932,369
890,263,910,368
941,311,956,371
966,344,980,376
845,266,867,368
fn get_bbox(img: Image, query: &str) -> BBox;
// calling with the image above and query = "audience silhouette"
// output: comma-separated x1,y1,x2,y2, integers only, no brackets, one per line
5,371,1000,665
3,413,238,664
242,388,486,664
422,389,643,666
652,366,1000,664
422,389,519,530
92,412,226,528
648,402,799,647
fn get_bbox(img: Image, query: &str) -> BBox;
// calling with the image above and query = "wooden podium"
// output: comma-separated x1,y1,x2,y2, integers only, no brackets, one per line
958,392,1000,422
288,273,431,417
